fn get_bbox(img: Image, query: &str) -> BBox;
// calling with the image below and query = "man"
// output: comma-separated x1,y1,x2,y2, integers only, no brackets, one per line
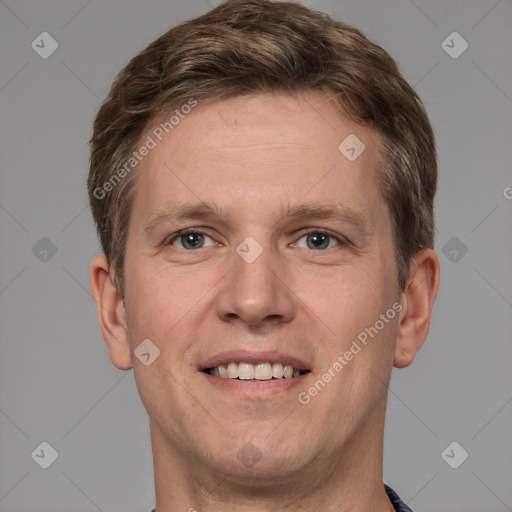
88,1,440,510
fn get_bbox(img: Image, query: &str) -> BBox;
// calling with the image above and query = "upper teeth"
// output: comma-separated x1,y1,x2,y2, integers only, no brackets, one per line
209,362,304,380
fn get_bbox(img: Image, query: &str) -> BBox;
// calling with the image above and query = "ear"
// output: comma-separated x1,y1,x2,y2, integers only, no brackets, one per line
90,254,132,370
394,248,440,368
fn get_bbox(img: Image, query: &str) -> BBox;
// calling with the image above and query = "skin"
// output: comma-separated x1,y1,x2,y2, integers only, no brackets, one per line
91,91,440,512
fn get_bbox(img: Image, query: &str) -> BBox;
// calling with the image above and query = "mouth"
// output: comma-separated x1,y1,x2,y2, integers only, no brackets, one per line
203,362,311,380
199,351,312,398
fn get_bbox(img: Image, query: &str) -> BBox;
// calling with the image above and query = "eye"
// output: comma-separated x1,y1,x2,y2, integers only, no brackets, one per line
167,229,217,250
294,230,345,250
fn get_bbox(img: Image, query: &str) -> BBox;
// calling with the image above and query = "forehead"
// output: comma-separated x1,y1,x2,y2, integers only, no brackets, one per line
131,91,385,227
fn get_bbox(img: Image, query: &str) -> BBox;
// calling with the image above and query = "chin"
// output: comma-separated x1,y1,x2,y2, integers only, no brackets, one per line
204,438,311,484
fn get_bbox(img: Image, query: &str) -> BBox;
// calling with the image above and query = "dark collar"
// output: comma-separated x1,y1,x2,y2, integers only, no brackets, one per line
385,484,414,512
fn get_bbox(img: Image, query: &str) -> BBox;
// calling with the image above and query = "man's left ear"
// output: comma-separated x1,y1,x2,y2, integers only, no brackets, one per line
395,248,440,368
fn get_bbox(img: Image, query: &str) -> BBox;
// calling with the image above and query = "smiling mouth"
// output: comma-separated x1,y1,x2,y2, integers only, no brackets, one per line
204,362,311,380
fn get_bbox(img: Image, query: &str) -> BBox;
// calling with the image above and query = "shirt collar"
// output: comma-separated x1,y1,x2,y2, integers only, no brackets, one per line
385,483,414,512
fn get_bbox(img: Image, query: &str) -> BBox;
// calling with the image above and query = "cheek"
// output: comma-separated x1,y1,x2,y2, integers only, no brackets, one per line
124,262,208,381
299,264,385,337
124,259,188,335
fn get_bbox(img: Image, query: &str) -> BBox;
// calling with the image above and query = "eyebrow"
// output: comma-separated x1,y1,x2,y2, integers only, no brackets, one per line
282,202,374,236
144,201,224,231
143,200,374,236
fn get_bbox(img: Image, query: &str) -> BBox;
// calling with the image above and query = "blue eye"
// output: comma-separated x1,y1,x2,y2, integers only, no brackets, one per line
295,231,343,250
170,230,216,250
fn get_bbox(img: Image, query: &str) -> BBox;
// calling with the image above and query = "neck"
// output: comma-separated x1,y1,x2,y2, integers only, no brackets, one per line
151,402,395,512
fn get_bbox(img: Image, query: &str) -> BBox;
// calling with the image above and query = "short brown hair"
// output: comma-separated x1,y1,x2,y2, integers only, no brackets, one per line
88,0,437,296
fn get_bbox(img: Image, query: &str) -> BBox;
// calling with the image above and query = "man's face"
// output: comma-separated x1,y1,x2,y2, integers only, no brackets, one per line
122,91,403,481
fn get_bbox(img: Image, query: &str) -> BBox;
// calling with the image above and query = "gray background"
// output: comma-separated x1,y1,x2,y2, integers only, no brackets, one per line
0,0,511,511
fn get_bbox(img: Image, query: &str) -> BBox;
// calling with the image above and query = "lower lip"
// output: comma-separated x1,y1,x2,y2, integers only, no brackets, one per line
200,371,310,399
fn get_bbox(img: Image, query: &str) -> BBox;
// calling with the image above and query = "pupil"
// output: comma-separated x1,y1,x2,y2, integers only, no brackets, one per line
308,233,329,250
183,233,203,249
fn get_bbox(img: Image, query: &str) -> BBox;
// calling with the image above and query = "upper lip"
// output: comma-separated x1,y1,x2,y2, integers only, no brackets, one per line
199,350,310,371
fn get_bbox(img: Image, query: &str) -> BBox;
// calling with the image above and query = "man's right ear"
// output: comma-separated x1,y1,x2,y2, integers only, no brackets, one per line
90,254,132,370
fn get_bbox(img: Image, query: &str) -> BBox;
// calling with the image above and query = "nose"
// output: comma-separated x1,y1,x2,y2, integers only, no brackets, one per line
215,242,296,329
